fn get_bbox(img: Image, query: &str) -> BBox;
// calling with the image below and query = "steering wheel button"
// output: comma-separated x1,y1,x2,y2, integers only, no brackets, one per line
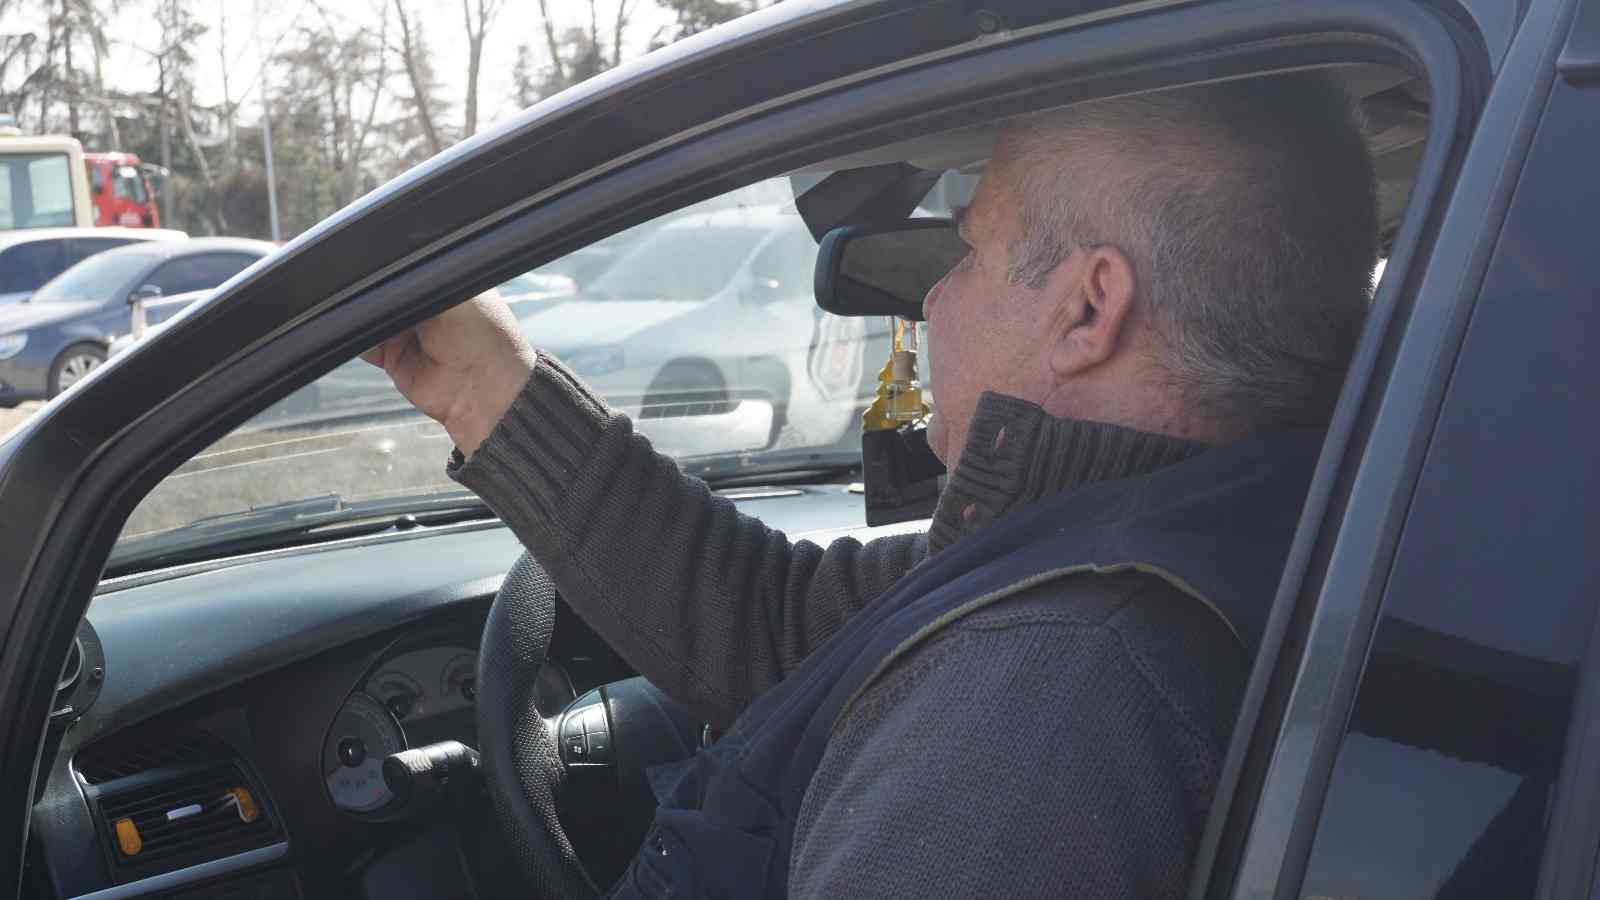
586,731,611,762
582,705,607,735
560,712,585,740
565,734,587,761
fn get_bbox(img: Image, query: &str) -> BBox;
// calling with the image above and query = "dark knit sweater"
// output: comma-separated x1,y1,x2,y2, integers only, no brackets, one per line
450,355,1253,898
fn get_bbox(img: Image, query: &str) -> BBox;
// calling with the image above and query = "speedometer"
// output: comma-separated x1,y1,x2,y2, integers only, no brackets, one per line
322,692,406,815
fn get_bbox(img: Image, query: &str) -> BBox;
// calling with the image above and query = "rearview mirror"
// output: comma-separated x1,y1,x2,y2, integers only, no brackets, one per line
813,219,965,322
127,284,162,306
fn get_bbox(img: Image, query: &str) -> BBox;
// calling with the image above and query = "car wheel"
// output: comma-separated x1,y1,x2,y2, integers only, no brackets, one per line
641,359,731,419
49,345,108,398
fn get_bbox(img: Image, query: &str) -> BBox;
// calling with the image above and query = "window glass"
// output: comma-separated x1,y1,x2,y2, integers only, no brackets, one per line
27,156,73,224
115,176,896,550
90,164,105,195
0,152,75,230
585,226,767,301
32,251,155,304
146,253,257,296
0,240,67,294
918,170,981,216
113,166,147,203
68,237,140,265
747,228,818,294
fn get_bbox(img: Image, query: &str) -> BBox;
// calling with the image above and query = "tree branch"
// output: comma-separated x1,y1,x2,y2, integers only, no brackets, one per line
536,0,564,88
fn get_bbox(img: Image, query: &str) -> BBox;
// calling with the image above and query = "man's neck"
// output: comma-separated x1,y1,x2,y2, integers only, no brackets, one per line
927,392,1208,555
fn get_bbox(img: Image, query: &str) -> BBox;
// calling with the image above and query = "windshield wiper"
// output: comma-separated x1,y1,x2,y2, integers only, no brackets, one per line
107,491,497,576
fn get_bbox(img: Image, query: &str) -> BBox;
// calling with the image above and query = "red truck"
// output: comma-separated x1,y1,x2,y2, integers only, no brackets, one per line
83,152,162,228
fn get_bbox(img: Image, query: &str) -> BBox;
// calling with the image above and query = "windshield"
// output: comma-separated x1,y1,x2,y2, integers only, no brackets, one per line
585,226,766,300
32,251,153,304
114,174,954,562
114,166,149,203
0,152,76,230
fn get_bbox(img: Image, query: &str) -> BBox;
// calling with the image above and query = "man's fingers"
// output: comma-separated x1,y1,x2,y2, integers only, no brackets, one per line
360,330,416,371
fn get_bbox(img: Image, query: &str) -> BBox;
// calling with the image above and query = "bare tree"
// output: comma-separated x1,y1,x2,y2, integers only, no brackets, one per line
588,0,599,59
460,0,505,138
510,42,536,108
652,0,757,49
176,85,227,231
26,0,117,137
278,3,392,207
158,0,217,230
392,0,443,156
613,0,639,67
536,0,565,89
0,32,39,123
217,0,235,167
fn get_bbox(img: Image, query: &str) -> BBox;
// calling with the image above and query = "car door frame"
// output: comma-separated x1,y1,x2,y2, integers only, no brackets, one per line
0,1,1491,896
1200,0,1590,896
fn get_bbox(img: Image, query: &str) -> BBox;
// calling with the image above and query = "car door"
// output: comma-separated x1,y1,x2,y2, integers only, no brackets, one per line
0,1,1541,897
1196,1,1600,897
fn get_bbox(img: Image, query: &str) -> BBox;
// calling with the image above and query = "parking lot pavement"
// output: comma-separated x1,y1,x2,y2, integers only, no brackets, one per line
0,403,40,439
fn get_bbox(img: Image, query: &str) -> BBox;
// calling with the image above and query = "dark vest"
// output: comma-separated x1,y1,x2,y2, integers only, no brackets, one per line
610,428,1324,899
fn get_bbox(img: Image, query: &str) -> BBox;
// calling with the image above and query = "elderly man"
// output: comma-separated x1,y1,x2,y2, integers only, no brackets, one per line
366,71,1376,897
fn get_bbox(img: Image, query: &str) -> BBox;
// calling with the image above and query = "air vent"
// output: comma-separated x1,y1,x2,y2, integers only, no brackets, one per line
76,731,282,881
75,732,227,785
95,763,277,872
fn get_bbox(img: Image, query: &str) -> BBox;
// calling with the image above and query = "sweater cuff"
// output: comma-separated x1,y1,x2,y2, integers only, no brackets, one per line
447,353,612,528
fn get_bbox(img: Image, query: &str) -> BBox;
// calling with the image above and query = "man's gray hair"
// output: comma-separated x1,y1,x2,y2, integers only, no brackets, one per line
1002,73,1379,430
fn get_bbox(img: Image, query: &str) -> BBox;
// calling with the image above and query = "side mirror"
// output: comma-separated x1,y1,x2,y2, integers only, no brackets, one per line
127,284,162,306
813,219,966,322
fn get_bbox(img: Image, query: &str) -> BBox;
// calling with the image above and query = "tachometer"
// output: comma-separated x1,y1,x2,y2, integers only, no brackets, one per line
322,692,406,814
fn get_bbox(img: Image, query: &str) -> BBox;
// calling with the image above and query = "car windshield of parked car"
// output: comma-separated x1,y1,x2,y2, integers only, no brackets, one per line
110,173,966,567
582,226,767,301
31,251,153,304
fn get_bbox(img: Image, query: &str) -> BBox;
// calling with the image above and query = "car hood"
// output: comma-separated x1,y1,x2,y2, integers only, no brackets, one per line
0,300,101,331
515,298,704,349
0,291,30,305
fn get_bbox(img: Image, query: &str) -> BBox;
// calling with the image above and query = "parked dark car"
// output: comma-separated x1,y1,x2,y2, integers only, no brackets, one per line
0,227,187,305
1,2,1597,900
0,237,271,404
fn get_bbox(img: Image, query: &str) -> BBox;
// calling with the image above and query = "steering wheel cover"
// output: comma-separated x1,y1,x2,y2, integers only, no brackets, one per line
477,552,599,898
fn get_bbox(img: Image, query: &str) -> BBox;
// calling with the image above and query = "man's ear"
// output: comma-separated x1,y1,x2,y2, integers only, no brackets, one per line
1047,245,1137,380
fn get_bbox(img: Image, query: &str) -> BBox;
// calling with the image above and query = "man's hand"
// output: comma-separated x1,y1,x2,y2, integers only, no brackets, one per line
362,291,537,458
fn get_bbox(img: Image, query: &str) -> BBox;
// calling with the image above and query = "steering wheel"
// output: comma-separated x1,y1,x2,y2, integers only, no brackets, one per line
476,552,600,899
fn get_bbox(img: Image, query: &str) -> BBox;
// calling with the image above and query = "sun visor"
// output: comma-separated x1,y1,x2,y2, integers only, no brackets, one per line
792,163,942,242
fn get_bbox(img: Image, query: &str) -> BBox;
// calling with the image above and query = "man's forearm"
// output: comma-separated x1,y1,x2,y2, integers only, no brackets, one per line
451,354,926,727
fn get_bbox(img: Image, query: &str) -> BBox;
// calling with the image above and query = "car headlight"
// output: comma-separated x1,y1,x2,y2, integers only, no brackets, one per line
564,345,625,377
0,333,26,360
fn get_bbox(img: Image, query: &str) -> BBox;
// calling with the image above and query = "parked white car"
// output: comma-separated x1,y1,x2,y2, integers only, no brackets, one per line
517,204,889,451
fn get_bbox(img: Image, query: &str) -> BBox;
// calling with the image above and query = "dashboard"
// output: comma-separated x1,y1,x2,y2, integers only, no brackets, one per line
25,483,920,900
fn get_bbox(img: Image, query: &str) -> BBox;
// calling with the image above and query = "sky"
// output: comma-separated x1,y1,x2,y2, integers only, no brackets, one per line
17,0,682,134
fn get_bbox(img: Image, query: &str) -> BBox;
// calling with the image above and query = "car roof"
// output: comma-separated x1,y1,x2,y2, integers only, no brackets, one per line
0,228,189,249
93,236,277,260
795,62,1427,242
